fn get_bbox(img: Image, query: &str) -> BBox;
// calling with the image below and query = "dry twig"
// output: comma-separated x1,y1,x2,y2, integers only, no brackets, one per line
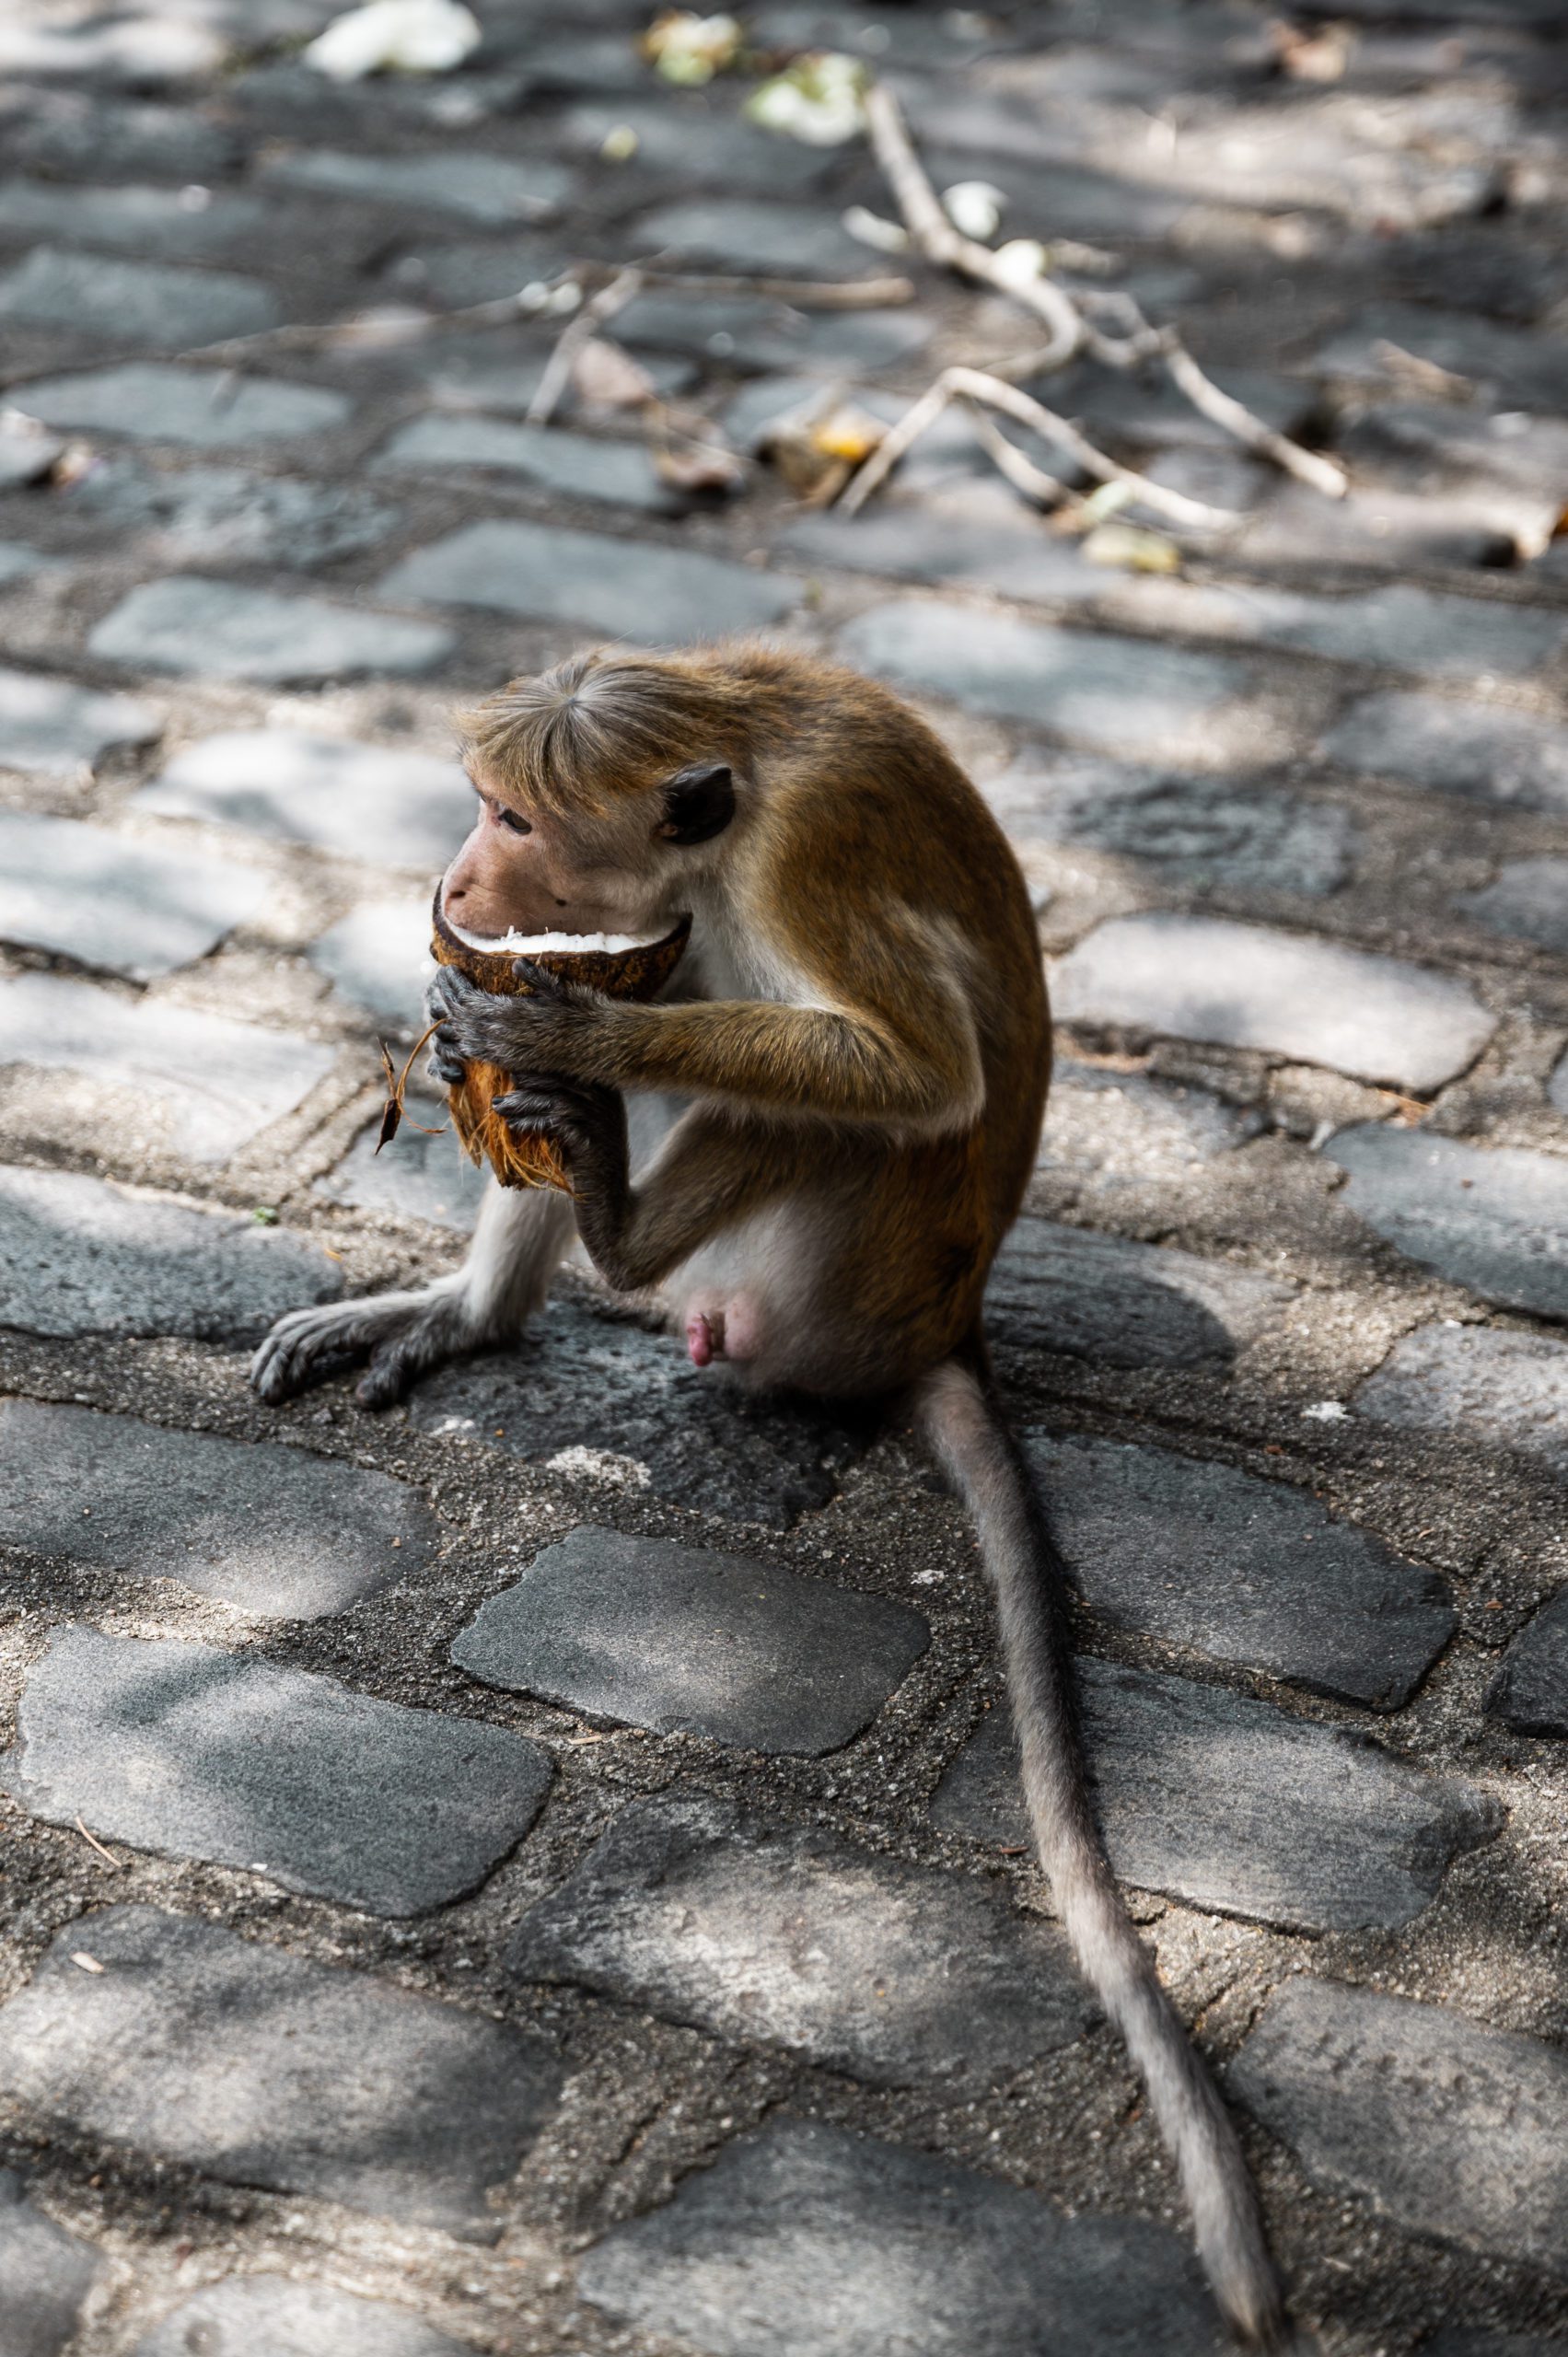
527,266,645,425
852,81,1345,515
75,1817,122,1869
842,365,1238,528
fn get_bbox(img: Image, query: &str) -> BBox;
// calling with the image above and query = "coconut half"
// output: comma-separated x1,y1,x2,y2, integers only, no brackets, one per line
428,888,691,1190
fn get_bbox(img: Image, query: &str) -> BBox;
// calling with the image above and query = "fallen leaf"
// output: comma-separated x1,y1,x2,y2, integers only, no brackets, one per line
572,337,656,411
810,404,887,465
304,0,481,80
1081,521,1181,574
842,204,909,254
942,180,1005,239
653,440,746,494
643,9,740,85
745,51,866,145
70,1951,106,1974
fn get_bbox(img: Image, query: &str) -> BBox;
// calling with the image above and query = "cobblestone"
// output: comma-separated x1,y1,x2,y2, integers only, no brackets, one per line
510,1791,1092,2087
0,809,267,978
1355,1323,1568,1476
1326,1124,1568,1319
319,1105,485,1233
18,365,355,447
0,250,279,343
380,519,800,639
89,578,454,683
453,1525,927,1752
0,1398,436,1617
989,1216,1295,1367
579,2119,1223,2356
5,1626,553,1913
0,1907,562,2236
129,2276,470,2357
1029,1432,1455,1705
1054,914,1496,1091
139,728,468,866
933,1662,1495,1930
413,1298,868,1525
1322,692,1568,817
0,665,158,774
1454,857,1568,952
259,147,572,222
0,1167,340,1341
0,2167,102,2357
1232,1979,1568,2268
1488,1591,1568,1737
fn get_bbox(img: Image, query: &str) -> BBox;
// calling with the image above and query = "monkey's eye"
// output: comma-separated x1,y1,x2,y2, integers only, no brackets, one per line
657,763,735,846
494,805,532,836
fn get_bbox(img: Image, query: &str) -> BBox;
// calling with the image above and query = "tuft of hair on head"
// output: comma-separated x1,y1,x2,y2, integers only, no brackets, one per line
454,645,765,821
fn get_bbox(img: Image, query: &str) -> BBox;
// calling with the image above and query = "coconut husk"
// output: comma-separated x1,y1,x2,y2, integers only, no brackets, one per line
427,889,691,1192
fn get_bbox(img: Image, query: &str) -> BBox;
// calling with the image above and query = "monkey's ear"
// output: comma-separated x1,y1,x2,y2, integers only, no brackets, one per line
656,763,735,846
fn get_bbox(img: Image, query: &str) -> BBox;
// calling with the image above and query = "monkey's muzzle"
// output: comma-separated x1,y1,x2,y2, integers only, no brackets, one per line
429,890,691,1192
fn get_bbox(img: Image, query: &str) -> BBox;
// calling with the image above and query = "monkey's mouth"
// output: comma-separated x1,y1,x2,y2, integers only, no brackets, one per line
430,888,692,1002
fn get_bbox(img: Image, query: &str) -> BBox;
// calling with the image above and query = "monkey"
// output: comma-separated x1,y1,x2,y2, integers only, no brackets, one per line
250,643,1286,2349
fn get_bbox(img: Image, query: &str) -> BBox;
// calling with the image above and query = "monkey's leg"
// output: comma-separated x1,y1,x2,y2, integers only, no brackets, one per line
492,1079,795,1297
250,1177,575,1407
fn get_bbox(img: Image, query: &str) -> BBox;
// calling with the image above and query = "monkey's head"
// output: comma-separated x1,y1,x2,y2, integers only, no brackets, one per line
439,647,755,954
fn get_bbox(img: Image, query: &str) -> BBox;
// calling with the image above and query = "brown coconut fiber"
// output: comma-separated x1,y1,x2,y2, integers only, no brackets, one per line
426,891,691,1192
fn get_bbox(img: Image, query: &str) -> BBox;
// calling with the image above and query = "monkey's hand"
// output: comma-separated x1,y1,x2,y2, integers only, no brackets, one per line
423,969,470,1089
493,1070,635,1287
427,960,611,1079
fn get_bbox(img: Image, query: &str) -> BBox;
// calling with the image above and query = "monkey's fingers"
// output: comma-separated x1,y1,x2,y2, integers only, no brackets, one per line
425,1028,468,1088
510,956,571,1001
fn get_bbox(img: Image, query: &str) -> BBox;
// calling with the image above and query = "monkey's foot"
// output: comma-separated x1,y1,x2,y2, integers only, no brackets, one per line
250,1289,483,1409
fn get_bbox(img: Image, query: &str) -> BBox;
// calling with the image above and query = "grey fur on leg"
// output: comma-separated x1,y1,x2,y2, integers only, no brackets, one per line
916,1350,1287,2351
250,1178,575,1408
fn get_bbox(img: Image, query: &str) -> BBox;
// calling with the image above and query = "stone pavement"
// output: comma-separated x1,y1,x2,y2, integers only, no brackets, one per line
0,1,1566,2351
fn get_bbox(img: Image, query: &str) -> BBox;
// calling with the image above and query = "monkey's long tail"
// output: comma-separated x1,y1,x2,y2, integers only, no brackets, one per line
914,1350,1287,2352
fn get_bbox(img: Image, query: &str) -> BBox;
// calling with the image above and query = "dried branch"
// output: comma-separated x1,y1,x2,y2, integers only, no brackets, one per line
860,79,1345,506
865,81,1082,371
966,409,1069,508
527,266,645,425
840,365,1238,529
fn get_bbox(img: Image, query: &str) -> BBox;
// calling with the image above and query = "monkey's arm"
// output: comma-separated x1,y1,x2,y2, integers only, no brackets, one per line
429,962,981,1132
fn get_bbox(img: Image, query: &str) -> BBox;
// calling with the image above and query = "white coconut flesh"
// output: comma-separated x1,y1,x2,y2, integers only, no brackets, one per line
446,921,670,956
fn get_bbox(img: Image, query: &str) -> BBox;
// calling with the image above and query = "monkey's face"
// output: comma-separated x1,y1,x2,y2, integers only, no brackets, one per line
439,760,737,949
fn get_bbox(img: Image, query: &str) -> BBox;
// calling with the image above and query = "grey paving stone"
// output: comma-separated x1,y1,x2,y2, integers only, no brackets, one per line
510,1791,1092,2086
63,459,400,570
19,364,352,447
1040,1063,1264,1182
131,2276,470,2357
424,345,694,415
452,1525,925,1754
932,1661,1495,1931
616,289,933,376
261,148,571,222
1231,1978,1568,2268
579,2118,1224,2357
1053,914,1495,1093
0,179,267,258
318,1104,485,1235
0,666,159,776
379,521,799,641
1426,2335,1568,2357
1554,1056,1568,1120
1310,307,1568,411
7,96,241,184
1487,1591,1568,1738
89,579,454,684
1321,692,1568,819
139,729,469,868
0,1166,341,1342
560,99,835,192
0,541,44,587
779,507,1100,604
0,1907,561,2237
0,2166,103,2357
988,1216,1294,1369
1029,1432,1455,1707
0,1399,437,1620
5,1626,552,1915
1327,1125,1568,1320
373,415,677,511
0,972,335,1163
632,199,869,277
1454,858,1568,953
1043,360,1313,456
984,755,1353,898
837,603,1255,759
1109,577,1568,682
1344,404,1568,502
0,250,279,346
414,1299,867,1527
0,809,267,979
308,895,434,1028
1357,1323,1568,1478
391,237,566,308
